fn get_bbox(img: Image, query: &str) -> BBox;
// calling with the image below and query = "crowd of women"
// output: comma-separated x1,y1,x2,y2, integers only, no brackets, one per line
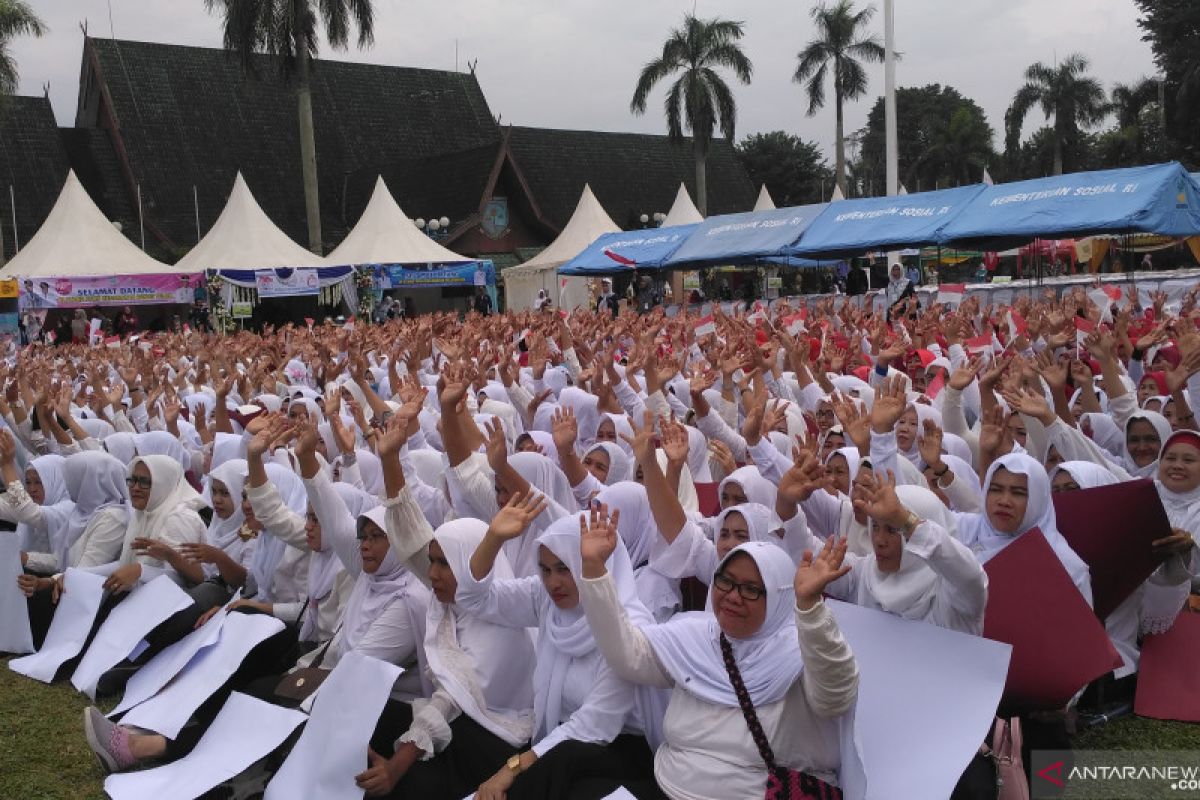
3,282,1198,800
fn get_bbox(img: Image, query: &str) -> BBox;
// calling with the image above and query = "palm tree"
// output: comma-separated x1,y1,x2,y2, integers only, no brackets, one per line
1004,53,1107,176
631,14,753,216
0,0,46,266
793,0,885,198
204,0,374,254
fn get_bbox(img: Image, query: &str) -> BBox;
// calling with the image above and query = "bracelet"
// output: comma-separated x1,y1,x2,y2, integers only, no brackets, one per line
933,463,950,478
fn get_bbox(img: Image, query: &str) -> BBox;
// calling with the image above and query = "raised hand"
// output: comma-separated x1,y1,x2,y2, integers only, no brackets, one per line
853,469,911,530
831,393,870,453
619,410,658,466
794,536,851,610
977,405,1009,457
482,417,509,474
708,439,737,475
659,418,690,467
777,451,825,505
948,356,983,392
871,374,908,434
579,502,620,575
0,429,16,465
917,419,945,470
486,490,548,540
1034,349,1068,391
292,421,319,458
1001,385,1055,425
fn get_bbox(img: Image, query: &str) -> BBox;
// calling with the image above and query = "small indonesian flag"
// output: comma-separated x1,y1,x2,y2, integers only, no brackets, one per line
937,283,966,304
782,313,806,336
560,277,568,289
1087,288,1116,323
304,317,314,329
1074,317,1096,349
138,340,152,352
1006,310,1028,342
343,319,355,331
602,247,637,266
558,309,569,319
966,333,993,354
104,336,121,349
1101,284,1123,302
926,370,946,400
693,314,716,339
748,301,768,325
183,324,192,335
88,318,103,346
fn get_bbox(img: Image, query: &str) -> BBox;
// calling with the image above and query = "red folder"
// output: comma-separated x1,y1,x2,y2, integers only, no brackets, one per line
1134,612,1200,722
983,529,1123,713
694,482,720,518
1052,478,1171,620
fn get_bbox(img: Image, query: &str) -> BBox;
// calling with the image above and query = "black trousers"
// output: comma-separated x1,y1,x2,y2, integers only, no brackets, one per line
370,702,525,800
25,584,56,650
507,734,663,800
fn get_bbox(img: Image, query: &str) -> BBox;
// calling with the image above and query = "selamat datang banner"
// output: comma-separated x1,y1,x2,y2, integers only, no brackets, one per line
17,274,202,310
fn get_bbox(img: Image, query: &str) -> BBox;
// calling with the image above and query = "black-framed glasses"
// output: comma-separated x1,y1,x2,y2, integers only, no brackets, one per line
712,572,766,601
126,475,152,490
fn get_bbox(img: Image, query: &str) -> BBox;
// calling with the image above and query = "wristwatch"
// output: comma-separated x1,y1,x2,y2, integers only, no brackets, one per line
506,754,523,776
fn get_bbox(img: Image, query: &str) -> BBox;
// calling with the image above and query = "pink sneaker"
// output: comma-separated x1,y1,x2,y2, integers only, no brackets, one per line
83,707,137,773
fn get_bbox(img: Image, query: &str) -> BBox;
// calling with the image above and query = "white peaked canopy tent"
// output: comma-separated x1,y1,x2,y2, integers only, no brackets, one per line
326,177,470,265
831,184,846,202
504,184,620,311
661,183,704,226
752,184,776,211
0,170,182,277
177,172,329,272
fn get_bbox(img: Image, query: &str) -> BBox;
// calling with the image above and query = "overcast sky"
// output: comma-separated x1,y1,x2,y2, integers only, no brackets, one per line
12,0,1158,165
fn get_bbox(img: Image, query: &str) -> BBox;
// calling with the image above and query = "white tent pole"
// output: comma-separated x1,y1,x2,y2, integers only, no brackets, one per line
137,184,145,251
884,0,898,198
9,186,18,251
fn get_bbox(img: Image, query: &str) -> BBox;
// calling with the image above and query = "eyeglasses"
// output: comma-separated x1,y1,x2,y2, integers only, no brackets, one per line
712,572,766,601
126,476,152,490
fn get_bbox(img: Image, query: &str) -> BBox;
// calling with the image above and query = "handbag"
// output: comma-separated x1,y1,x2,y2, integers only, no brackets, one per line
274,622,338,702
980,717,1028,800
719,634,843,800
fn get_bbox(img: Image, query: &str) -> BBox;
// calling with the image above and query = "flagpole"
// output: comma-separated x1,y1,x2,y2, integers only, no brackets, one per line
884,0,900,281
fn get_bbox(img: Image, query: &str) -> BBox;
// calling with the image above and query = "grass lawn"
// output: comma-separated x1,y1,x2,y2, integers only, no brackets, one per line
2,655,1199,799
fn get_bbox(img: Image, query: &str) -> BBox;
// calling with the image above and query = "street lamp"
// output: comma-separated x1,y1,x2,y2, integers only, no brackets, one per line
653,212,666,225
416,215,450,239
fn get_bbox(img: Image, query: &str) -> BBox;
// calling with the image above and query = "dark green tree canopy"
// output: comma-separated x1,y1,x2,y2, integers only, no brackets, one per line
1134,0,1200,165
736,131,832,206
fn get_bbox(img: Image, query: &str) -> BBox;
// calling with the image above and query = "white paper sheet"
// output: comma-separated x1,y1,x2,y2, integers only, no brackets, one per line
107,604,231,718
828,599,1012,800
119,611,285,738
104,692,305,800
0,533,34,654
8,568,106,682
71,575,193,698
265,651,402,800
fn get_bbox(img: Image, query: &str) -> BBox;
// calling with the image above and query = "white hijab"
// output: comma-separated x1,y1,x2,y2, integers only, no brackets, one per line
1153,432,1200,536
248,462,307,601
719,465,777,510
558,387,601,449
102,432,138,465
642,541,802,707
857,485,953,622
1121,410,1173,479
586,442,632,486
60,451,129,567
299,483,375,641
133,431,190,472
955,453,1091,597
204,458,248,553
19,455,74,561
426,518,537,746
119,455,207,565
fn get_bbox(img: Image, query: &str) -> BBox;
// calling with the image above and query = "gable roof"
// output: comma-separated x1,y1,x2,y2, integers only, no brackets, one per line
506,126,755,231
80,37,499,254
0,96,70,262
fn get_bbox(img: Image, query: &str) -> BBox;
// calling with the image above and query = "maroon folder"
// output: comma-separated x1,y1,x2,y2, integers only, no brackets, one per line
694,482,720,518
983,529,1123,712
1134,612,1200,722
1052,478,1171,620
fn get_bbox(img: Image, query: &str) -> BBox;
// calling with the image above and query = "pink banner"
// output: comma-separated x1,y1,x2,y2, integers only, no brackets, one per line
18,274,202,310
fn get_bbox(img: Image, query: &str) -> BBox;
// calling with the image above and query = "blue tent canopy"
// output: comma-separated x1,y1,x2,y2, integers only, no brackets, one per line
789,185,986,258
558,225,698,275
938,162,1200,248
662,204,828,268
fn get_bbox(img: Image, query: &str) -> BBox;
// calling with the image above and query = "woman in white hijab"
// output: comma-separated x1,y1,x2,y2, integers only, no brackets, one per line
828,479,988,634
0,433,73,572
177,459,254,590
133,431,190,473
955,453,1093,605
577,509,861,800
102,432,137,465
595,482,681,622
457,503,663,799
356,515,538,799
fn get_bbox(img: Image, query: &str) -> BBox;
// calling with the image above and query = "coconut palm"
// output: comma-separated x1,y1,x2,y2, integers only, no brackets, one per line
631,14,753,216
0,0,45,265
203,0,374,254
793,0,885,197
919,106,995,187
1004,53,1107,176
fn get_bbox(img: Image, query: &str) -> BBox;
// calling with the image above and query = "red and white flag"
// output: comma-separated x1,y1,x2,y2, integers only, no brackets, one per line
782,313,806,336
103,335,121,349
937,283,966,305
88,318,103,346
183,324,192,335
343,319,355,331
602,247,637,267
1087,288,1117,323
693,314,716,339
304,317,314,329
747,301,768,325
926,370,946,400
966,333,993,355
1006,310,1028,342
1074,317,1096,351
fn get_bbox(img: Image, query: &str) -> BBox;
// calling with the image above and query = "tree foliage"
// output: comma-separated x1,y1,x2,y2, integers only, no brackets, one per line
855,84,994,194
1134,0,1200,166
1004,53,1107,176
736,131,833,206
0,0,46,98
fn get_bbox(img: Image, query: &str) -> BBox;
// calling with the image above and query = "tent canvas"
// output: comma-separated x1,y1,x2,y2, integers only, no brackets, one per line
791,185,986,258
939,162,1200,248
326,177,471,267
504,184,620,310
663,204,829,268
0,170,185,278
176,173,329,272
661,184,703,227
752,185,776,211
558,225,698,276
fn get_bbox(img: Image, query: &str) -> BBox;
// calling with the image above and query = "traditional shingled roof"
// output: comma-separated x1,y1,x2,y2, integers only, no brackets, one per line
79,37,500,255
506,127,755,231
0,96,70,261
